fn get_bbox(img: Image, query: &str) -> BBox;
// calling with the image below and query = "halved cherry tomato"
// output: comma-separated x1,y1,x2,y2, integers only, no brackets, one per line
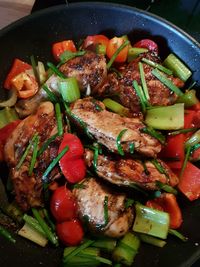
59,133,86,183
106,36,129,63
4,59,32,90
133,39,158,53
83,34,109,48
0,120,21,161
146,193,183,229
50,185,77,222
56,219,84,246
52,40,77,61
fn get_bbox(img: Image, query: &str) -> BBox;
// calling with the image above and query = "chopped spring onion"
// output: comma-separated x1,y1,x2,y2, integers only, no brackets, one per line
140,126,166,145
176,89,199,108
28,134,39,176
107,39,130,70
59,50,86,64
168,127,198,136
151,159,170,181
80,254,112,265
152,68,184,96
156,181,178,195
32,208,58,246
30,55,40,85
59,77,80,103
37,133,58,157
103,98,130,117
42,145,69,184
104,196,109,226
132,80,146,114
185,129,200,149
139,62,150,101
0,106,19,128
116,129,127,156
141,58,173,75
127,47,148,62
133,203,170,239
179,146,192,177
55,102,63,136
191,143,200,153
0,225,16,243
0,89,17,108
139,233,166,247
145,103,184,130
163,53,192,82
42,208,56,231
96,44,107,55
16,133,38,170
92,237,117,252
168,229,188,242
23,214,46,236
47,62,66,78
93,144,99,170
42,84,59,103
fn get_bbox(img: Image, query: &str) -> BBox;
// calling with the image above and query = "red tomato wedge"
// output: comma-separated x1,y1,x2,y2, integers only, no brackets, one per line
4,59,32,90
106,36,129,63
50,186,77,222
133,39,158,53
146,193,183,229
52,40,77,61
56,219,84,246
83,34,109,48
58,133,86,183
178,162,200,201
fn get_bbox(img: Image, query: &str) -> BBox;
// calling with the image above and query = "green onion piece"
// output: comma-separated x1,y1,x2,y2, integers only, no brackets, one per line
145,103,184,130
140,126,166,145
32,208,58,246
142,58,173,75
152,68,184,96
116,129,127,156
185,129,200,149
28,134,39,176
180,146,192,177
127,47,148,62
103,98,129,117
163,53,192,82
133,203,170,239
37,133,58,157
0,106,19,128
96,44,106,55
129,143,135,154
151,159,169,182
168,229,188,242
55,102,63,136
42,145,69,184
47,62,66,78
176,89,199,108
139,62,150,101
59,50,85,64
30,55,40,85
92,237,117,252
42,208,56,231
0,225,16,243
23,214,46,236
107,40,129,70
93,145,99,170
156,181,178,195
59,77,80,103
139,233,166,247
79,254,112,265
16,133,38,170
168,127,198,136
63,239,95,263
191,143,200,153
104,196,109,226
42,84,59,103
132,80,146,114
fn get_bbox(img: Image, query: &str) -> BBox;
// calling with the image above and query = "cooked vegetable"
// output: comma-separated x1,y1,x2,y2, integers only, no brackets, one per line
92,237,117,252
145,103,184,130
132,80,147,113
127,47,148,62
59,77,81,103
139,62,150,100
28,134,39,176
55,102,63,136
163,53,192,82
185,129,200,148
138,234,166,247
168,229,188,242
0,225,16,243
103,98,130,117
142,58,172,75
116,129,127,156
133,39,158,53
176,89,199,107
52,40,77,61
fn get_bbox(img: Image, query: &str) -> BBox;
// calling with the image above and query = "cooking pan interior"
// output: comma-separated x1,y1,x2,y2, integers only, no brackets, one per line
0,2,200,267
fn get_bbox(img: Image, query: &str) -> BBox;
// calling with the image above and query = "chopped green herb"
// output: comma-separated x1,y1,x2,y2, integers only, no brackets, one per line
142,57,173,75
37,133,58,157
140,126,166,145
59,50,85,64
139,62,150,101
132,80,146,114
151,159,169,181
0,225,16,243
168,127,198,136
42,84,59,103
55,102,63,136
168,229,188,242
104,196,109,226
28,134,39,176
116,129,127,156
47,62,66,78
191,143,200,153
156,181,178,195
180,146,192,177
30,55,40,85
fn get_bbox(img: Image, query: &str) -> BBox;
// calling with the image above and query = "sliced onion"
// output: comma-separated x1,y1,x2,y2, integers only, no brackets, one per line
0,89,17,107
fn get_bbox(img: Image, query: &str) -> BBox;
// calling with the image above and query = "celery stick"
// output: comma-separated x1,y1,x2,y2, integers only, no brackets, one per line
145,103,184,130
139,233,166,247
133,203,170,239
59,77,80,103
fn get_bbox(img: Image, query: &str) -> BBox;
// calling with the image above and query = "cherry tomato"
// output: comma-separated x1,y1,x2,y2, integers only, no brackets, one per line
50,186,77,222
83,34,109,48
56,219,84,246
133,39,158,53
52,40,77,61
106,36,129,63
59,133,86,183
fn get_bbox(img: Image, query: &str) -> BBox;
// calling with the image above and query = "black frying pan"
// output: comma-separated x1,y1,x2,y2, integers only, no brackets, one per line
0,2,200,267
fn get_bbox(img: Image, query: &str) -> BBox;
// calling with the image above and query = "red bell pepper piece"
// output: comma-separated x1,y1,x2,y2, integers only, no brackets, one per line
4,59,32,90
0,120,21,161
146,193,183,229
133,39,158,53
106,36,129,63
52,40,77,61
178,162,200,201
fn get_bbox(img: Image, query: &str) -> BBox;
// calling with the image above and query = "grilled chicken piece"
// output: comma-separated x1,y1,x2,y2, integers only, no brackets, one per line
70,97,161,157
59,51,107,93
73,177,134,238
100,52,184,115
85,149,179,190
4,102,62,211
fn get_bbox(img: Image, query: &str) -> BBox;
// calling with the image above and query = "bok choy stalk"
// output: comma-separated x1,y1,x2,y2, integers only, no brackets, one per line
132,203,170,239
